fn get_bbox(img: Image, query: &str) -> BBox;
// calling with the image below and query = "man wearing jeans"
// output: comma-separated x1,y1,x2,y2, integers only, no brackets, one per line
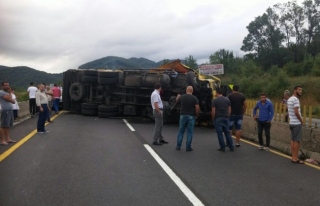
150,83,168,145
212,88,234,152
175,86,199,151
253,93,274,151
52,84,61,114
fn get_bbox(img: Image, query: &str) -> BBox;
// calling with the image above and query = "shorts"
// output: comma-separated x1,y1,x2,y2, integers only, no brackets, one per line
229,115,243,130
1,110,14,128
289,124,302,142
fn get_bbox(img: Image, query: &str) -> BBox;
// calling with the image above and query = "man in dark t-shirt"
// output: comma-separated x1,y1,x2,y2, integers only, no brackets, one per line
227,85,246,147
176,86,200,151
212,88,234,151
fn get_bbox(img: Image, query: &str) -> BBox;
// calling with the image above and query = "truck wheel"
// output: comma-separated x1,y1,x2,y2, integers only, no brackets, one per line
81,109,98,116
82,76,98,84
81,103,98,110
69,83,86,101
173,73,186,87
186,71,199,92
98,71,119,78
98,105,118,113
98,112,119,118
98,77,118,85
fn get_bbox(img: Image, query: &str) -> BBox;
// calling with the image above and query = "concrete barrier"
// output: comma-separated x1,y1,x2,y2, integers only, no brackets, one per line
0,101,30,118
242,115,320,162
17,101,30,118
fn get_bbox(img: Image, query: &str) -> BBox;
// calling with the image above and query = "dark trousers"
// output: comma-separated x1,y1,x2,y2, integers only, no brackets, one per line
37,104,48,132
29,98,36,116
257,120,271,147
53,98,60,113
13,110,18,119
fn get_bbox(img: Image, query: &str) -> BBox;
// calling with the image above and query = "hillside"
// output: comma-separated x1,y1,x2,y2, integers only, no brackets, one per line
0,65,63,90
78,56,167,69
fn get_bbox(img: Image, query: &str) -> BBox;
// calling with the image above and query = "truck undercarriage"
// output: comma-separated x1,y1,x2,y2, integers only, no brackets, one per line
62,60,221,124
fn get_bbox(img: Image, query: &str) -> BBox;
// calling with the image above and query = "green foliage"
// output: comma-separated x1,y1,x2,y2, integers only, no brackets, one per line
242,0,320,69
0,66,62,89
184,55,198,69
209,49,238,74
311,54,320,76
78,56,166,69
284,61,303,76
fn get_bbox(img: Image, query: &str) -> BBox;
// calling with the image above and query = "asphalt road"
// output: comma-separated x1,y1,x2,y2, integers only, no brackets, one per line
0,112,320,206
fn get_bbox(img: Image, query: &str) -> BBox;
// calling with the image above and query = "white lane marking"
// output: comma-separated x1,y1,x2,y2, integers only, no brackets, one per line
123,119,135,131
144,144,205,206
123,118,204,205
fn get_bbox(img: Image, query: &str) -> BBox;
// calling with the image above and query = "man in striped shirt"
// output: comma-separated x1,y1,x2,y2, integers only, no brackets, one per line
287,86,304,164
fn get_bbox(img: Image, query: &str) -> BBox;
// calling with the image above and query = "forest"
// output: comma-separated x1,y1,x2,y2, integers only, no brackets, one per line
183,0,320,105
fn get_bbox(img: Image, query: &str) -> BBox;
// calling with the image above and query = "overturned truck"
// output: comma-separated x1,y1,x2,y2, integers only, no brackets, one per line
62,60,221,123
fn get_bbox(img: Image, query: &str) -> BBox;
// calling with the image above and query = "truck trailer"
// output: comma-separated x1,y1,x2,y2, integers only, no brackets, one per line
62,60,222,124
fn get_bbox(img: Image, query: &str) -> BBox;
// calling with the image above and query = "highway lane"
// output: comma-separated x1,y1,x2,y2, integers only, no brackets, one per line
0,114,192,206
0,112,320,206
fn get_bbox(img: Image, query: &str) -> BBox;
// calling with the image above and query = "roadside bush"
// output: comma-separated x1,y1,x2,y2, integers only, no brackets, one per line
311,54,320,76
285,61,306,76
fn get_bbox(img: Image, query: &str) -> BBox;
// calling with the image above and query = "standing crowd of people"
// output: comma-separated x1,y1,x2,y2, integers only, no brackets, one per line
150,83,304,164
0,81,61,145
0,80,305,164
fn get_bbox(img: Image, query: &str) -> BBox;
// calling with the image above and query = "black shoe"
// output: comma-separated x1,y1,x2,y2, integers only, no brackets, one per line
186,148,193,151
176,146,181,150
159,140,168,144
230,147,235,152
236,144,240,147
153,142,163,146
218,148,225,152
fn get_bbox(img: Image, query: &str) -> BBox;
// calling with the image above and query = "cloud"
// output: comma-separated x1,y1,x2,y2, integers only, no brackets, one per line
0,0,304,73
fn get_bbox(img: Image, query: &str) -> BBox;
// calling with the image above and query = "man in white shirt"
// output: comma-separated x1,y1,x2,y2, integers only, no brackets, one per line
287,86,304,164
150,83,168,145
27,82,38,117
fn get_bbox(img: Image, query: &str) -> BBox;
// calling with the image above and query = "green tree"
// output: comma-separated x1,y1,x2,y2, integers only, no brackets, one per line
303,0,320,55
209,49,237,74
241,7,286,69
184,55,198,69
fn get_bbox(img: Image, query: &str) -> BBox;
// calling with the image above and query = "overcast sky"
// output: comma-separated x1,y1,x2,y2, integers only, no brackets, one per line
0,0,304,73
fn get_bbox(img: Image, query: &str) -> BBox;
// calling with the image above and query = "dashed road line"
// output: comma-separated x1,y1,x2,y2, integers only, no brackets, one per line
123,119,204,206
123,119,135,131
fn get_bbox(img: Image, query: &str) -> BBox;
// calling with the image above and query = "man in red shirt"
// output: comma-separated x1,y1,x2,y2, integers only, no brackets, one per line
51,84,61,114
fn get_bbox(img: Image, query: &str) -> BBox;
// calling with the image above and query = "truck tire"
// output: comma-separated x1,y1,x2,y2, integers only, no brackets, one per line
81,109,98,116
81,76,98,84
141,74,170,87
98,105,118,113
83,70,98,76
69,83,86,101
125,76,142,87
98,112,119,118
76,71,83,82
81,103,98,110
173,73,186,87
186,71,199,93
98,71,119,78
98,77,118,85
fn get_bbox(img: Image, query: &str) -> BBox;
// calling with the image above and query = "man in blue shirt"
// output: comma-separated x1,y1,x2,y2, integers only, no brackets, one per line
253,93,274,151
